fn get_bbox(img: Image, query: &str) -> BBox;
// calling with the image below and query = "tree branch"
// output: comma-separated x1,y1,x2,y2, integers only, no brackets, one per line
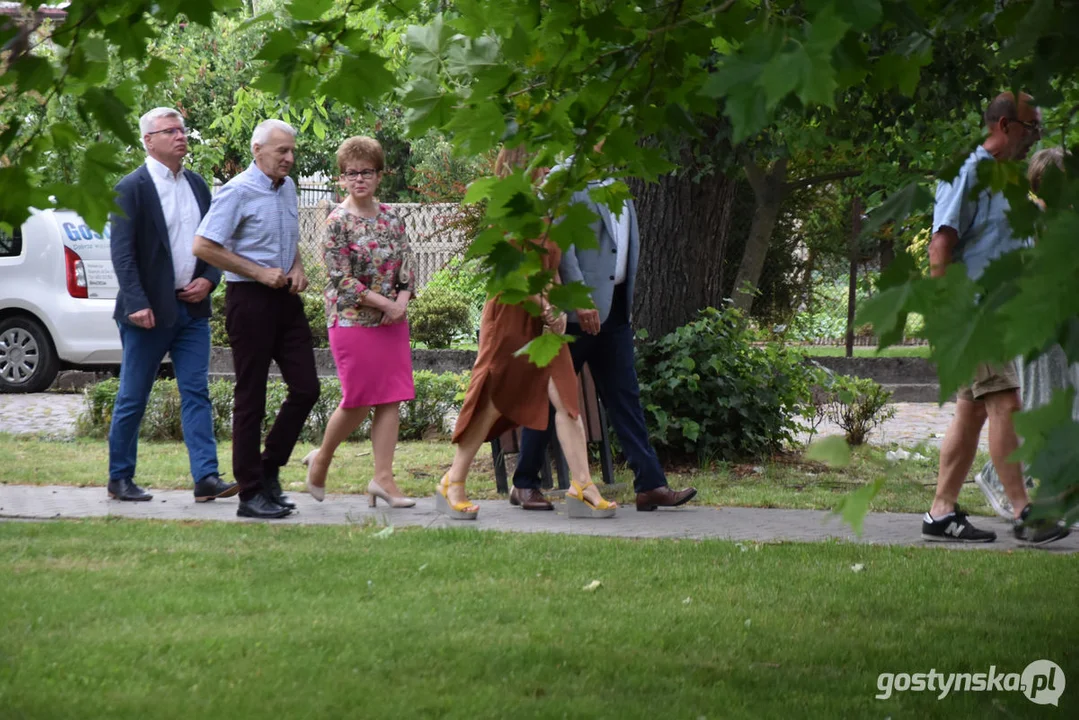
783,169,862,193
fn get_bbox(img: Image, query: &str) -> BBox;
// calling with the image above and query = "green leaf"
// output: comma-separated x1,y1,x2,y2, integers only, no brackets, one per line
321,52,396,109
681,418,701,442
855,252,927,347
287,0,333,21
445,36,501,78
513,333,571,368
401,79,452,136
547,203,599,252
445,102,506,155
547,282,595,313
81,89,138,146
256,29,300,62
139,57,173,90
860,182,934,239
759,52,802,110
12,55,55,94
463,177,498,204
832,477,886,536
806,435,852,468
833,0,882,30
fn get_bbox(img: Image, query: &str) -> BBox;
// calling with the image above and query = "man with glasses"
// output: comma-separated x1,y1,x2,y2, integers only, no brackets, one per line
920,91,1068,545
107,107,236,504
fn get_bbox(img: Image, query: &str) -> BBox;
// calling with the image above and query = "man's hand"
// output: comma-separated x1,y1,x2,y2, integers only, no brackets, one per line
128,308,156,330
177,278,213,304
257,267,288,289
576,308,601,335
285,265,309,294
380,298,407,325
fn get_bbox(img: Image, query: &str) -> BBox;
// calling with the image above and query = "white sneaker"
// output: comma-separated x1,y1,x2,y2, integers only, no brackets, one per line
973,465,1013,519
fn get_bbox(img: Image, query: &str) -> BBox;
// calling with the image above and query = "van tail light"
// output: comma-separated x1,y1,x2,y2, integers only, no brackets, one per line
65,246,88,299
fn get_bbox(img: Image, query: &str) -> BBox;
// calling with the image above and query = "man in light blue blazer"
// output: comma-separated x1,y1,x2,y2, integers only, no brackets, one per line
512,167,697,512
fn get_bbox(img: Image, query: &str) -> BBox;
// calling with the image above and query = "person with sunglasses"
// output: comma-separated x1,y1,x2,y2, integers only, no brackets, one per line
921,91,1068,545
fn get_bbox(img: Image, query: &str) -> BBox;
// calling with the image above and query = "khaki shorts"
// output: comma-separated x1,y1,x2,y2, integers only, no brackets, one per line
957,361,1020,402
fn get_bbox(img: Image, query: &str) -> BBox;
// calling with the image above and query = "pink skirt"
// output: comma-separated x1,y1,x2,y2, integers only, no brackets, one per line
329,322,415,408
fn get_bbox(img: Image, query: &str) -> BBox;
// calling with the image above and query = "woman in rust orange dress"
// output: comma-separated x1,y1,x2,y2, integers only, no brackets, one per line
435,147,617,520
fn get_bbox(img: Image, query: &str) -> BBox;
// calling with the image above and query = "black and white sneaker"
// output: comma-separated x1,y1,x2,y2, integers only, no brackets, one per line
921,505,997,543
1014,505,1071,546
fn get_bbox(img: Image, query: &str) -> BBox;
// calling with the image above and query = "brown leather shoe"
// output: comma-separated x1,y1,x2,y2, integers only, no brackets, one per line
636,485,697,511
510,487,554,511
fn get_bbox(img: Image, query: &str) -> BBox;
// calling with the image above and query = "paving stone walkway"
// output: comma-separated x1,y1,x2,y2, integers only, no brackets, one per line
1,484,1073,552
0,394,1064,549
1,393,988,450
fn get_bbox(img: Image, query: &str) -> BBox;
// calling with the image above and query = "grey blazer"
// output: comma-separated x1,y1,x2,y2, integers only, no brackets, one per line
559,183,640,324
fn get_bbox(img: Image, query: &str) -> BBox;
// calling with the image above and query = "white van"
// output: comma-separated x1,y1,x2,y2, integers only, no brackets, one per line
0,210,122,393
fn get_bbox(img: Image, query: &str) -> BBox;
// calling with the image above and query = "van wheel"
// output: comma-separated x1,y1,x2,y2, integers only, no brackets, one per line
0,317,60,393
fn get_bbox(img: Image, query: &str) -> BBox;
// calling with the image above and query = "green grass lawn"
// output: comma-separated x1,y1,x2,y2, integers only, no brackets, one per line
797,344,932,358
0,520,1074,719
0,434,997,515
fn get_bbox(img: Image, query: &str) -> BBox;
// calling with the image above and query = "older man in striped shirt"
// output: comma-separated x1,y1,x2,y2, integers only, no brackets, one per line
194,119,320,520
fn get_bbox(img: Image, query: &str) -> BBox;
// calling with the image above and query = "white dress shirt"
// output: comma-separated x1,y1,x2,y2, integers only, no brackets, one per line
612,199,630,285
145,155,201,289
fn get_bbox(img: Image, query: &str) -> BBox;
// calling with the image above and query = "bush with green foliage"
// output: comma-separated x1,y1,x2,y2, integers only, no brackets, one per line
409,292,475,349
635,306,823,463
76,371,470,444
820,375,897,446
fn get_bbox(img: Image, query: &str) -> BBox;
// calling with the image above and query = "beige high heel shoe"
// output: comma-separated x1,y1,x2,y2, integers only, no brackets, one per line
367,479,416,508
301,449,325,502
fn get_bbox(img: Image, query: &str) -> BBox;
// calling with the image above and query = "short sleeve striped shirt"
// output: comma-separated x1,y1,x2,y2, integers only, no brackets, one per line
195,162,300,283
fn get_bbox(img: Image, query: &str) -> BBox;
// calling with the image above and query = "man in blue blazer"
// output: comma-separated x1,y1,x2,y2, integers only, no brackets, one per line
512,161,697,511
106,107,236,503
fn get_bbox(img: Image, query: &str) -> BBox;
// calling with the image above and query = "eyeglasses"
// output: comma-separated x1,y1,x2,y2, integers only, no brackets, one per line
1009,118,1042,136
342,169,379,180
146,127,187,138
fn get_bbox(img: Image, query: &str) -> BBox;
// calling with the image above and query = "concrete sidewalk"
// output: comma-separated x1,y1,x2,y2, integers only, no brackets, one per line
1,484,1074,552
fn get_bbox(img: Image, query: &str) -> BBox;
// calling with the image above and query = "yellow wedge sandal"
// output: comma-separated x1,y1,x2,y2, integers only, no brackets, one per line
565,480,617,518
435,474,479,520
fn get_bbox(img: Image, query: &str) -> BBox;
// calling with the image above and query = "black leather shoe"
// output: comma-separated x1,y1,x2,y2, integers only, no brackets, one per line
510,487,554,511
262,464,296,509
237,494,291,519
635,485,697,511
107,478,153,502
194,474,240,503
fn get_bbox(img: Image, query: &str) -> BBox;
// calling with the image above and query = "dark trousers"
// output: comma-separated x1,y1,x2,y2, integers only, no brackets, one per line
225,282,320,500
513,285,667,494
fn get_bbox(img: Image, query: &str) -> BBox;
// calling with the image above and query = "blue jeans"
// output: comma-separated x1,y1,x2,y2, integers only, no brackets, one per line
108,300,218,484
513,286,667,494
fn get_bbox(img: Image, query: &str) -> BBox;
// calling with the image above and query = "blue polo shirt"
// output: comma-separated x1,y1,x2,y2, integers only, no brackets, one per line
932,145,1029,281
196,162,300,283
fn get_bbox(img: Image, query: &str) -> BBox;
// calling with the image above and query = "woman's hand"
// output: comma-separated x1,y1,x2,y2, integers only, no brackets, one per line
542,299,566,334
380,297,407,325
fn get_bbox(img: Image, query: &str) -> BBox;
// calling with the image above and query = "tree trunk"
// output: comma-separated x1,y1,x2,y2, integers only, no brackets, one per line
628,167,741,340
845,196,863,358
731,157,788,313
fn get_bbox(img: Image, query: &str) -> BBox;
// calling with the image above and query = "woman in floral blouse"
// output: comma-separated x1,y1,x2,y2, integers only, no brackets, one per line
301,136,417,508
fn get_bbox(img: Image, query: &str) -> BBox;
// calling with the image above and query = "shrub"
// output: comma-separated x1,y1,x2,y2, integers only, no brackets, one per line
635,306,822,463
409,292,475,349
400,370,471,440
76,371,471,444
821,374,896,446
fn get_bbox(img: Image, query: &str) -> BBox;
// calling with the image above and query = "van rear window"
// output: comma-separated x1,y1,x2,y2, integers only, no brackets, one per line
0,226,22,258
